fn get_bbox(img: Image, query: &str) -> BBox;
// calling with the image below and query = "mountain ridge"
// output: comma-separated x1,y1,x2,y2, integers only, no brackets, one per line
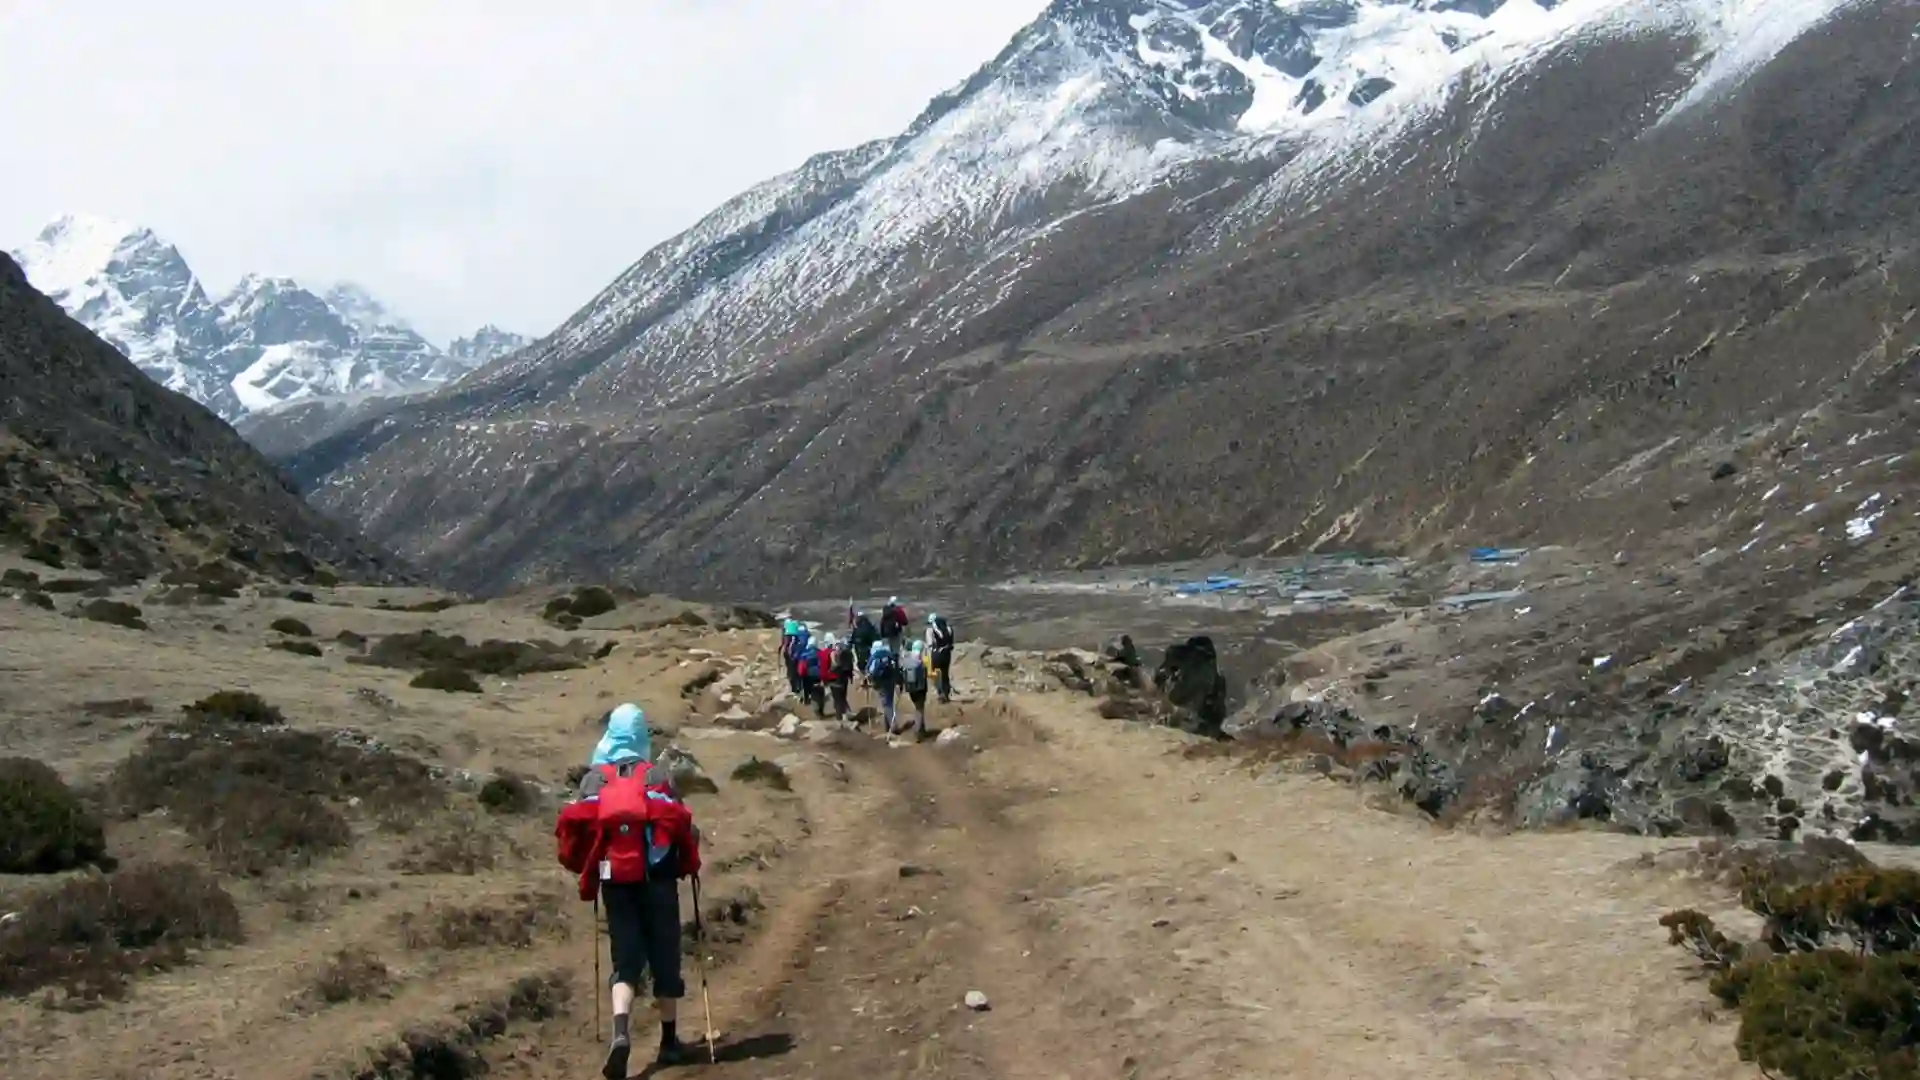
284,0,1909,598
10,215,520,423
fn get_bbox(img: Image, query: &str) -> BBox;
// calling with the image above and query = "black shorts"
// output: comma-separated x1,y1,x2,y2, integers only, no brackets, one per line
602,878,684,999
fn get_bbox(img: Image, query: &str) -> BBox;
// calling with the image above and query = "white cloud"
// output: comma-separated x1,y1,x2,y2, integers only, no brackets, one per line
0,0,1048,343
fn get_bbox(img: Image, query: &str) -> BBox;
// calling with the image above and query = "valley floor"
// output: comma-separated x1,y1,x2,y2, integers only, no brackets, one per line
0,580,1764,1079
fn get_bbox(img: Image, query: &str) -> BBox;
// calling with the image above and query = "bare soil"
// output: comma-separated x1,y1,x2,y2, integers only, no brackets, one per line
0,579,1792,1080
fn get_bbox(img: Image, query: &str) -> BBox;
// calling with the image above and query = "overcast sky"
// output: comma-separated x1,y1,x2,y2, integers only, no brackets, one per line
1,1,1046,344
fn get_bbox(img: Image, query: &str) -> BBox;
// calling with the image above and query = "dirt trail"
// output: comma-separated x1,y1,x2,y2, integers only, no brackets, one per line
0,593,1757,1080
505,696,1752,1080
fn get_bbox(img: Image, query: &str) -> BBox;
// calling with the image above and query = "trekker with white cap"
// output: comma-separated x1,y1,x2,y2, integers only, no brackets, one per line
925,612,956,704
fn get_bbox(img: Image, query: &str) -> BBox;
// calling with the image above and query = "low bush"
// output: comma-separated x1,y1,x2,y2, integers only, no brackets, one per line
356,629,595,678
287,590,317,604
1664,856,1920,1079
397,597,462,614
337,629,369,648
477,772,537,815
270,617,315,637
0,758,107,873
311,947,392,1004
0,863,243,1002
77,599,145,630
0,568,39,588
730,757,791,792
567,587,619,619
272,640,325,658
411,667,482,694
396,893,565,951
184,690,284,726
1736,950,1920,1080
114,718,442,874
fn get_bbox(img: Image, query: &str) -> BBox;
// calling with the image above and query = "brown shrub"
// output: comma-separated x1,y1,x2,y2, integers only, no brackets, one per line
411,667,482,694
0,863,243,1002
114,719,442,874
311,947,392,1004
0,757,107,873
272,640,325,658
76,599,145,630
270,617,315,637
477,772,538,815
396,893,565,951
184,690,284,726
356,630,594,678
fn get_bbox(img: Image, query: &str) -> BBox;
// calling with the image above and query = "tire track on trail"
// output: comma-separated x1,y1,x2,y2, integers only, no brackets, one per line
678,703,1127,1080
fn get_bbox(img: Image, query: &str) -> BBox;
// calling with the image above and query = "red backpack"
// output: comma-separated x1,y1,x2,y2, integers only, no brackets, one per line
594,764,670,884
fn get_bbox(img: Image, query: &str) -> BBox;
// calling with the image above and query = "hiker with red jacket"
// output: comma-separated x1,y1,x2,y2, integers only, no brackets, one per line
555,704,702,1075
879,596,909,654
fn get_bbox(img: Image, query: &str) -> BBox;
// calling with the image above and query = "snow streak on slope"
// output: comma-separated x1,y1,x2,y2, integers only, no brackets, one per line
1202,0,1863,238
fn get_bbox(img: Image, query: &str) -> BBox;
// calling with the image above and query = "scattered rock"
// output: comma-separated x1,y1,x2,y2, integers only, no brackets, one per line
1674,736,1729,782
963,990,990,1012
655,746,718,795
935,727,972,748
776,713,804,739
1711,461,1738,480
898,864,938,879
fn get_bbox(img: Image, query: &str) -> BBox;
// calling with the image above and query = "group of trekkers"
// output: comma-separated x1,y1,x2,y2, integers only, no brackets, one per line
778,596,957,739
556,599,959,1076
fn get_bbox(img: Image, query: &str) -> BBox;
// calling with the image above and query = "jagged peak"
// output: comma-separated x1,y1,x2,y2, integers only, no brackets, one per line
16,213,171,298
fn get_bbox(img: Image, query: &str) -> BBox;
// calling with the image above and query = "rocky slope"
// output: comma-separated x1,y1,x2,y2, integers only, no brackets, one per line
288,0,1914,603
0,251,393,583
11,216,509,423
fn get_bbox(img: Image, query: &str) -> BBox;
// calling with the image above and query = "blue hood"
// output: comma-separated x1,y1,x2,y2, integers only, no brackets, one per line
591,703,651,766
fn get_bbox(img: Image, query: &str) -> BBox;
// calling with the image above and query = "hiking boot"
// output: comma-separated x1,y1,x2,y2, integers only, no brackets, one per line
655,1037,695,1066
601,1034,631,1079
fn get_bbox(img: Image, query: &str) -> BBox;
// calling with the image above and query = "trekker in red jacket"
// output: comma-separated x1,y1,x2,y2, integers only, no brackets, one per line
555,704,703,1075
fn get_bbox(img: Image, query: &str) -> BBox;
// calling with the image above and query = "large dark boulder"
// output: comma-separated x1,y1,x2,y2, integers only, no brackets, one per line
1153,636,1229,737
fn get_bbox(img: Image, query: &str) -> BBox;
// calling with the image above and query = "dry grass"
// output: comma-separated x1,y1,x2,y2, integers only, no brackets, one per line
395,892,566,951
396,812,519,876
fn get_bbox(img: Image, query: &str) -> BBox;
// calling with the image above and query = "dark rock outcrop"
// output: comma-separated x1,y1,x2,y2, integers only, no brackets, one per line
1153,636,1229,737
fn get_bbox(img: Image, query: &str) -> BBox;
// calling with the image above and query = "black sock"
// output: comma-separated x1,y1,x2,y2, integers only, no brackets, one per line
613,1013,630,1041
661,1020,678,1046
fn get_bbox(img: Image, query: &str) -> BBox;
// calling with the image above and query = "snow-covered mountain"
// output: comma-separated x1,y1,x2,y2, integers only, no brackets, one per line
291,0,1914,599
10,216,506,422
447,324,529,367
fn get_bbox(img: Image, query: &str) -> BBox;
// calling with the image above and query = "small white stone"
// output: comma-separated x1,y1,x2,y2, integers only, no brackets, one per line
963,990,990,1011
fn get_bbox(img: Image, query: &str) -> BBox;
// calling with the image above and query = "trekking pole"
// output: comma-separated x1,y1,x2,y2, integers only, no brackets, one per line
691,874,717,1064
591,892,602,1043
